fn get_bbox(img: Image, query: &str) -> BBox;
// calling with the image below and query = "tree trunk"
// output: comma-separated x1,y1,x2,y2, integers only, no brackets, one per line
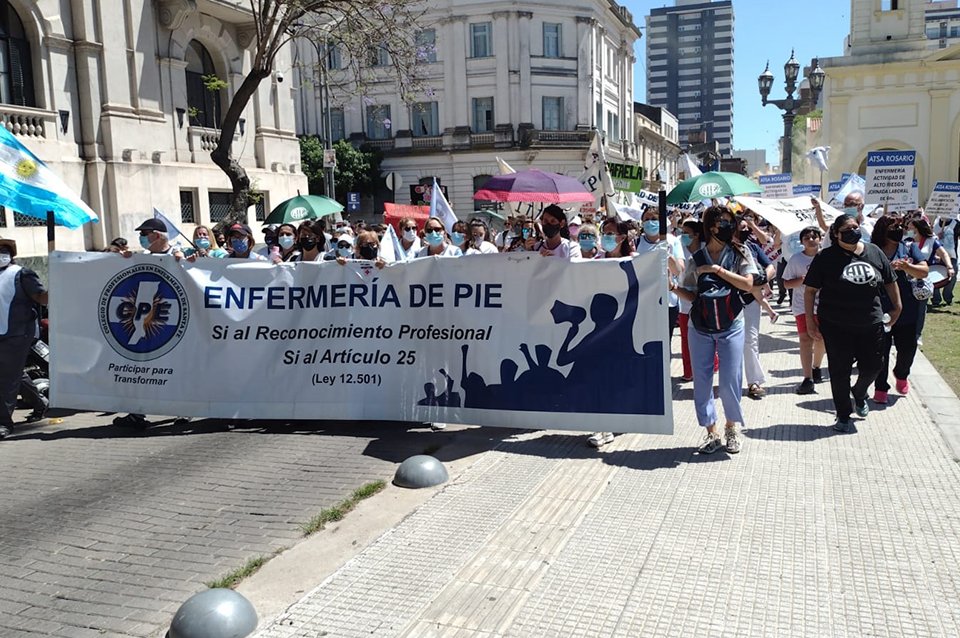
210,68,271,222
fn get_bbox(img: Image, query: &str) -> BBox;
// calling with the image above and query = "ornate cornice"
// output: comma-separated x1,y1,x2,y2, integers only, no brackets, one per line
156,0,197,31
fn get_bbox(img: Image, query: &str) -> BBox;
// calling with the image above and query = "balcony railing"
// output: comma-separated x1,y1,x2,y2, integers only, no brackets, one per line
470,132,495,146
411,135,442,149
0,106,57,139
524,129,593,147
187,126,238,163
364,138,395,151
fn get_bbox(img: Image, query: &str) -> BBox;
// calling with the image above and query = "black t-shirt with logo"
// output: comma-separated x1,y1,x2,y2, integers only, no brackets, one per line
803,242,895,327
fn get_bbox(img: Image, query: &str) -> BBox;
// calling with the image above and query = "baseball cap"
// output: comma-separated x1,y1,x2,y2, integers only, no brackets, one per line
135,218,166,233
228,223,253,236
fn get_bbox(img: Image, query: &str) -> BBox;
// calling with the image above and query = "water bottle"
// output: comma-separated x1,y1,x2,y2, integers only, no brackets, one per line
270,245,280,262
882,312,891,333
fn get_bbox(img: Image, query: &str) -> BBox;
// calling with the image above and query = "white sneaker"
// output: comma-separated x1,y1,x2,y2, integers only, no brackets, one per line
429,422,447,431
587,432,614,448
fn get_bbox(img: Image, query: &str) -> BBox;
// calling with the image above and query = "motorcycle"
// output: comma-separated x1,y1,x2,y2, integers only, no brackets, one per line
18,314,49,421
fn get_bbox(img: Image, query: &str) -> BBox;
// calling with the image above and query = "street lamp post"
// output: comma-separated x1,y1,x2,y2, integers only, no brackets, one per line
758,51,825,174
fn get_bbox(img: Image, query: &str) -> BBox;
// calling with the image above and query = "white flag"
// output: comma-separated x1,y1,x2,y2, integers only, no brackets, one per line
380,221,403,263
153,207,187,243
429,178,458,234
579,132,616,212
807,146,830,173
680,154,702,178
496,157,516,175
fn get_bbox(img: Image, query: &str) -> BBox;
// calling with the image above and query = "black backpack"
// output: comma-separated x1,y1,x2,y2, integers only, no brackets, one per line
691,247,745,334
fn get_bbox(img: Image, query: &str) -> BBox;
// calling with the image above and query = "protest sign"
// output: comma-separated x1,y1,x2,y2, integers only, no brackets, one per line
608,162,646,192
734,196,842,259
829,174,866,206
759,174,792,199
925,182,960,218
792,184,821,196
865,150,916,208
49,252,673,434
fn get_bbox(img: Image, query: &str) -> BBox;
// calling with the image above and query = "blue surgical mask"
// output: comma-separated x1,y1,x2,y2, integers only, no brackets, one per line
0,253,10,268
522,228,531,239
601,234,618,253
425,231,444,246
680,234,694,247
843,206,859,217
196,238,211,250
337,246,353,258
451,231,466,245
231,238,248,253
642,220,660,236
139,235,151,250
579,237,597,251
904,229,917,241
278,235,295,250
790,237,803,253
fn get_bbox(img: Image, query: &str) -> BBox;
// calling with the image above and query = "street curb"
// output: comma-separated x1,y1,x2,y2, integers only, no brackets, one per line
911,348,960,460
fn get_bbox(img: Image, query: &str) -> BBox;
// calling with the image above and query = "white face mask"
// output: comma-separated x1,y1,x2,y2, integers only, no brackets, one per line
0,253,10,268
403,229,417,242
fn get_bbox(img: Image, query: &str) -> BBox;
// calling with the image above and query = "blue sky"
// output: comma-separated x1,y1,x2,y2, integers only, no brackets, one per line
625,0,852,164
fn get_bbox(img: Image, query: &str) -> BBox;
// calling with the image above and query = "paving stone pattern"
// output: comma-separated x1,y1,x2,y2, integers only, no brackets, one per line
0,417,454,637
255,318,960,638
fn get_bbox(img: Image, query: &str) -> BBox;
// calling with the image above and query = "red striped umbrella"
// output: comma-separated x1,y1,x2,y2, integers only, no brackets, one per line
473,169,594,204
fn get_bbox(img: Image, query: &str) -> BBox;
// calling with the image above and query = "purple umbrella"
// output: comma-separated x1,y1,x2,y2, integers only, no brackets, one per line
473,169,594,204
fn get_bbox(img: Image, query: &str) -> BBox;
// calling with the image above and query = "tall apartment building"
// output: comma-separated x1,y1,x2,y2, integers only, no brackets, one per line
924,0,960,48
645,0,734,156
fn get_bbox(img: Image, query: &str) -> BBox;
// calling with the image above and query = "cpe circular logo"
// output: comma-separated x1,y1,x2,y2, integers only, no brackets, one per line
290,207,309,220
98,264,189,361
698,183,722,198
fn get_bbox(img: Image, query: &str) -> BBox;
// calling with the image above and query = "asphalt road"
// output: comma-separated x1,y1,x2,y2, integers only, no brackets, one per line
0,408,505,637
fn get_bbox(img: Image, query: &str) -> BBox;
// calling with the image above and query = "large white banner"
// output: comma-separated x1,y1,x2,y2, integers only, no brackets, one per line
734,196,844,259
49,252,672,434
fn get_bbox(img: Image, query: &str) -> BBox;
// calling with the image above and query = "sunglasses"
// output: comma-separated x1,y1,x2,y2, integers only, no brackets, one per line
402,226,417,231
425,227,444,233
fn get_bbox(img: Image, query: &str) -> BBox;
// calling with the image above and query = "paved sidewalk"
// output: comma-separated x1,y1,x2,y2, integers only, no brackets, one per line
252,315,960,638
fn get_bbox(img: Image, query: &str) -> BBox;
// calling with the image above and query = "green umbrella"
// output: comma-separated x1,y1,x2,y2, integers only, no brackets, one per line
666,171,762,204
265,194,344,224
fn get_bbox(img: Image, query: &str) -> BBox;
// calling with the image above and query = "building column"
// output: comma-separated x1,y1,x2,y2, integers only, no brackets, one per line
518,11,533,127
826,95,849,181
575,17,594,130
493,11,511,126
159,57,190,162
448,16,469,128
929,88,952,188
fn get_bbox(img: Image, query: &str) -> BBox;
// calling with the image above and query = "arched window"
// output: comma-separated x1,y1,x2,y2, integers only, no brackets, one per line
185,41,222,128
0,1,35,107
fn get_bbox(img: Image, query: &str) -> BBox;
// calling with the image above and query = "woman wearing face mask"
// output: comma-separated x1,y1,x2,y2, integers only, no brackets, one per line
674,206,758,455
783,226,827,394
337,230,386,268
450,220,469,254
577,223,601,259
676,220,718,383
599,219,635,258
185,225,228,260
416,217,462,257
396,217,422,261
503,218,540,253
292,221,327,262
636,207,685,340
804,215,900,433
904,217,952,345
225,223,266,260
268,223,300,263
869,215,929,404
464,219,499,255
533,205,582,259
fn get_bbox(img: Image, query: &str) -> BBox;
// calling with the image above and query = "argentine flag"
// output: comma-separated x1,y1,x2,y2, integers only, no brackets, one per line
0,125,98,229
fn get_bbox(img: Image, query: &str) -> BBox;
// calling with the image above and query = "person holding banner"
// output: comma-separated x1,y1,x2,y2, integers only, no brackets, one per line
534,206,581,259
225,223,267,261
0,237,48,439
870,215,929,404
416,217,463,258
465,219,499,255
577,223,601,259
676,206,758,455
185,225,228,260
783,226,826,394
933,215,958,306
636,207,684,342
599,219,635,259
292,222,327,262
803,215,900,433
396,217,422,262
336,230,387,269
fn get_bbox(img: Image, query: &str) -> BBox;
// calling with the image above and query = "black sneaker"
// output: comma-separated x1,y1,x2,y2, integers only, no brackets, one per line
0,424,12,439
855,397,869,418
833,419,853,433
812,367,823,383
797,378,816,395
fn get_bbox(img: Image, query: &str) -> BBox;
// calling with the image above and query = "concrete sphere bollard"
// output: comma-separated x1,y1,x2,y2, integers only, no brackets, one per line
168,588,258,638
394,454,449,488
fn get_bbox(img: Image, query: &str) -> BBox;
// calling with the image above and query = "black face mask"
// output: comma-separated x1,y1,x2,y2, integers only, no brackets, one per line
738,229,751,242
299,237,317,251
358,245,378,260
887,227,904,242
542,224,561,239
839,228,861,245
714,220,735,243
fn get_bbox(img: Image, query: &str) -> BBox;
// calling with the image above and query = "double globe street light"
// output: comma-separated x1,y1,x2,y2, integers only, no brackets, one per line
758,51,825,174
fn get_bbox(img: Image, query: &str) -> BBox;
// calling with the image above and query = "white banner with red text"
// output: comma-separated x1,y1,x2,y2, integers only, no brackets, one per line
48,251,672,433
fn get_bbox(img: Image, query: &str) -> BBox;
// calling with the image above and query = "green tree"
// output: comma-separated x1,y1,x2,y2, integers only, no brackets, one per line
210,1,429,220
299,136,326,195
332,139,381,201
